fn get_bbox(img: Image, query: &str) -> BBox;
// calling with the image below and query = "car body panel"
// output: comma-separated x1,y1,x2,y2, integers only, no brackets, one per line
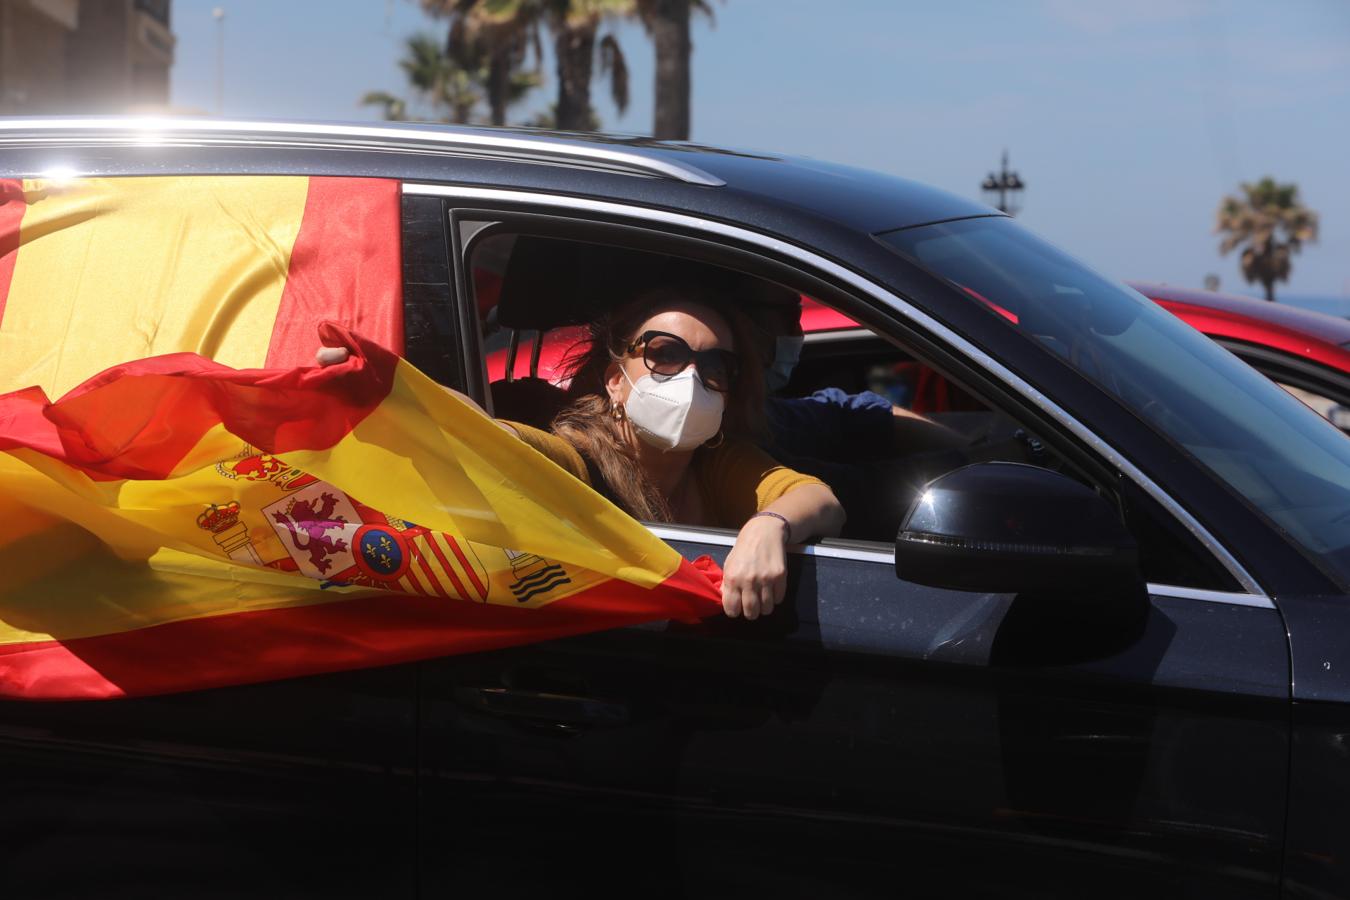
0,667,420,898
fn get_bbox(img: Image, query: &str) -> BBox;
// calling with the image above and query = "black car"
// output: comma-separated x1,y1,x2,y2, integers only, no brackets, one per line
2,119,1350,900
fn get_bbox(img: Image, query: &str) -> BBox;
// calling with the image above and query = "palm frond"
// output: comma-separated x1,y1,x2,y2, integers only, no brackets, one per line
359,91,408,121
598,33,629,114
507,69,543,103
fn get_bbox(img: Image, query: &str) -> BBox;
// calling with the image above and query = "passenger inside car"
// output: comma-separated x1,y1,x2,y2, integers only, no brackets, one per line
748,288,965,457
320,282,846,620
469,232,1055,544
741,288,981,537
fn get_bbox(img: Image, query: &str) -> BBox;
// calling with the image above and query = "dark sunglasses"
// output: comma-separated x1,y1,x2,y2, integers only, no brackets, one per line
625,330,740,393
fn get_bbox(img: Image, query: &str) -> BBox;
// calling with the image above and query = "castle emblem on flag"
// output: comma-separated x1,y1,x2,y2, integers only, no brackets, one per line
263,485,360,579
196,501,262,565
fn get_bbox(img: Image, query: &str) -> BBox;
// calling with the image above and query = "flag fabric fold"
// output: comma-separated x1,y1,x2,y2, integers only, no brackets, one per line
0,325,723,700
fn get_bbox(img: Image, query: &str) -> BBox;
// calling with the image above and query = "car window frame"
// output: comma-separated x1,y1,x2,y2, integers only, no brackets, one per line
405,182,1270,609
401,194,466,391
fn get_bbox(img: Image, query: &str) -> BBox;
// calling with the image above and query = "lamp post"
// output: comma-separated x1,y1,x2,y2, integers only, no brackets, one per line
212,7,225,115
981,150,1025,215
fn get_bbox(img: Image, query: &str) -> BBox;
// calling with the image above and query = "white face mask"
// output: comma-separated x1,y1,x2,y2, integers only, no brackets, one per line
620,365,726,452
765,335,805,393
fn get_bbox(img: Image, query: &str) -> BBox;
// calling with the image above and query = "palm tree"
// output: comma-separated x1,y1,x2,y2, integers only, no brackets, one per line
412,0,632,132
361,32,485,124
544,0,633,131
407,31,485,123
1216,177,1320,303
422,0,544,127
637,0,715,140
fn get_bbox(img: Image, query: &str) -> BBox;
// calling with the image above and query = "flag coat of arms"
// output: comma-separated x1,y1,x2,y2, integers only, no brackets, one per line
0,175,722,700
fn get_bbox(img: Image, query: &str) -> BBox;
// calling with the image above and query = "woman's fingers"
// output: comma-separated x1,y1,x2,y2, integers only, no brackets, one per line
759,563,787,617
730,576,778,620
727,575,759,619
757,582,776,619
315,346,350,367
742,581,762,620
722,578,787,619
721,581,743,618
722,575,768,619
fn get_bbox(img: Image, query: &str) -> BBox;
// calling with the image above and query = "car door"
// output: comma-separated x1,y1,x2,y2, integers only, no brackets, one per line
412,193,1290,899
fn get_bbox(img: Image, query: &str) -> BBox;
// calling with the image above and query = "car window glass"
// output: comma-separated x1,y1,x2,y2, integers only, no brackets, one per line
462,228,1230,589
879,216,1350,588
1276,383,1350,435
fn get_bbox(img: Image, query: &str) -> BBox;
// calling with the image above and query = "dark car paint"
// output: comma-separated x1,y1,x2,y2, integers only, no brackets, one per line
0,667,420,898
0,123,1347,897
419,539,1290,897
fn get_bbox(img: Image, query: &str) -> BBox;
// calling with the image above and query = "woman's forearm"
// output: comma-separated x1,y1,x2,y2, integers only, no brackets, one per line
763,483,845,543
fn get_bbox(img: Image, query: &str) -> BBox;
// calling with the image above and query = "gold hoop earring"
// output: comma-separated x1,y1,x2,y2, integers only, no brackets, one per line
703,430,725,449
610,399,625,422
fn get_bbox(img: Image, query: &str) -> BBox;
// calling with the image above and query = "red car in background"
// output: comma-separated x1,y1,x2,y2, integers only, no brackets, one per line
1134,282,1350,431
485,275,1350,434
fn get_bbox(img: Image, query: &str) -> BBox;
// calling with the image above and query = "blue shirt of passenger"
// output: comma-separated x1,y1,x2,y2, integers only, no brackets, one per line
765,388,893,460
762,389,900,539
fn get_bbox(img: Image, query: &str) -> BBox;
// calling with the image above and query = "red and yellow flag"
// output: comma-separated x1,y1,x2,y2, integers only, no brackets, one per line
0,174,403,396
0,176,722,699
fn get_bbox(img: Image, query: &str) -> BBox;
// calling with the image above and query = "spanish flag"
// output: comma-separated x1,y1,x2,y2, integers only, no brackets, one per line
0,176,722,700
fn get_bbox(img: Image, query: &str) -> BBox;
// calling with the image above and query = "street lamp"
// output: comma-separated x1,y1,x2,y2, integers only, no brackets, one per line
981,150,1025,215
213,7,225,116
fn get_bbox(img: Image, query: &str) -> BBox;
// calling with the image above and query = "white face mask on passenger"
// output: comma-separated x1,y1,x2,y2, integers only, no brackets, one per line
620,365,726,452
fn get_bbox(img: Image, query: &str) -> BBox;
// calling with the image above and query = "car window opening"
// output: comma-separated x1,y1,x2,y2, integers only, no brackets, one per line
465,229,1230,590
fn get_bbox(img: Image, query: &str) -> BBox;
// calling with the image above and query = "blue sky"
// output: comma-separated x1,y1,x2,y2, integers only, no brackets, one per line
171,0,1350,308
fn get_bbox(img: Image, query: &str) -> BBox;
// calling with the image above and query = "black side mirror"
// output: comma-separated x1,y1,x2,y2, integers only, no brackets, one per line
895,462,1140,593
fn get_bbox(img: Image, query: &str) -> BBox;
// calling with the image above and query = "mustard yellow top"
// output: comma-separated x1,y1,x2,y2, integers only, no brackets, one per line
507,422,826,529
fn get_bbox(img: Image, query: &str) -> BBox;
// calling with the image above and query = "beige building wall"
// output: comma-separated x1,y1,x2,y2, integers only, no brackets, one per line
0,0,75,114
0,0,174,115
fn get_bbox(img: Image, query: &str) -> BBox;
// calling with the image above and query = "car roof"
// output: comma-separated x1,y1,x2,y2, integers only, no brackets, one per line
0,117,996,235
1130,281,1350,372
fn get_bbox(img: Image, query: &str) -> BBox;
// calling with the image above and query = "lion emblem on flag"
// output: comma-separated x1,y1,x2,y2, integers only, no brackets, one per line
263,485,361,579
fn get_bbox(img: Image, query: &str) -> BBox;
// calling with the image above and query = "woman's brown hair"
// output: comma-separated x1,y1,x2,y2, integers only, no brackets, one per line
551,284,766,522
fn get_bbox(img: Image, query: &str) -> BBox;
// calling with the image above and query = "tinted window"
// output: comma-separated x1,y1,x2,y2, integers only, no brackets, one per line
879,216,1350,587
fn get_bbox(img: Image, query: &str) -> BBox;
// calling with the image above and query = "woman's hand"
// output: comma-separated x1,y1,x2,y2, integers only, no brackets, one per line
720,483,845,619
720,514,789,619
316,346,350,366
314,337,519,436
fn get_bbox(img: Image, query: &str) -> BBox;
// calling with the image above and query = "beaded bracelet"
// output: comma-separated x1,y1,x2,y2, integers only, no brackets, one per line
749,510,792,543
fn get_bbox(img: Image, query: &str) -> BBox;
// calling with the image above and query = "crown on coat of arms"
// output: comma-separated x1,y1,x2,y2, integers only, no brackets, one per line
197,502,242,533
